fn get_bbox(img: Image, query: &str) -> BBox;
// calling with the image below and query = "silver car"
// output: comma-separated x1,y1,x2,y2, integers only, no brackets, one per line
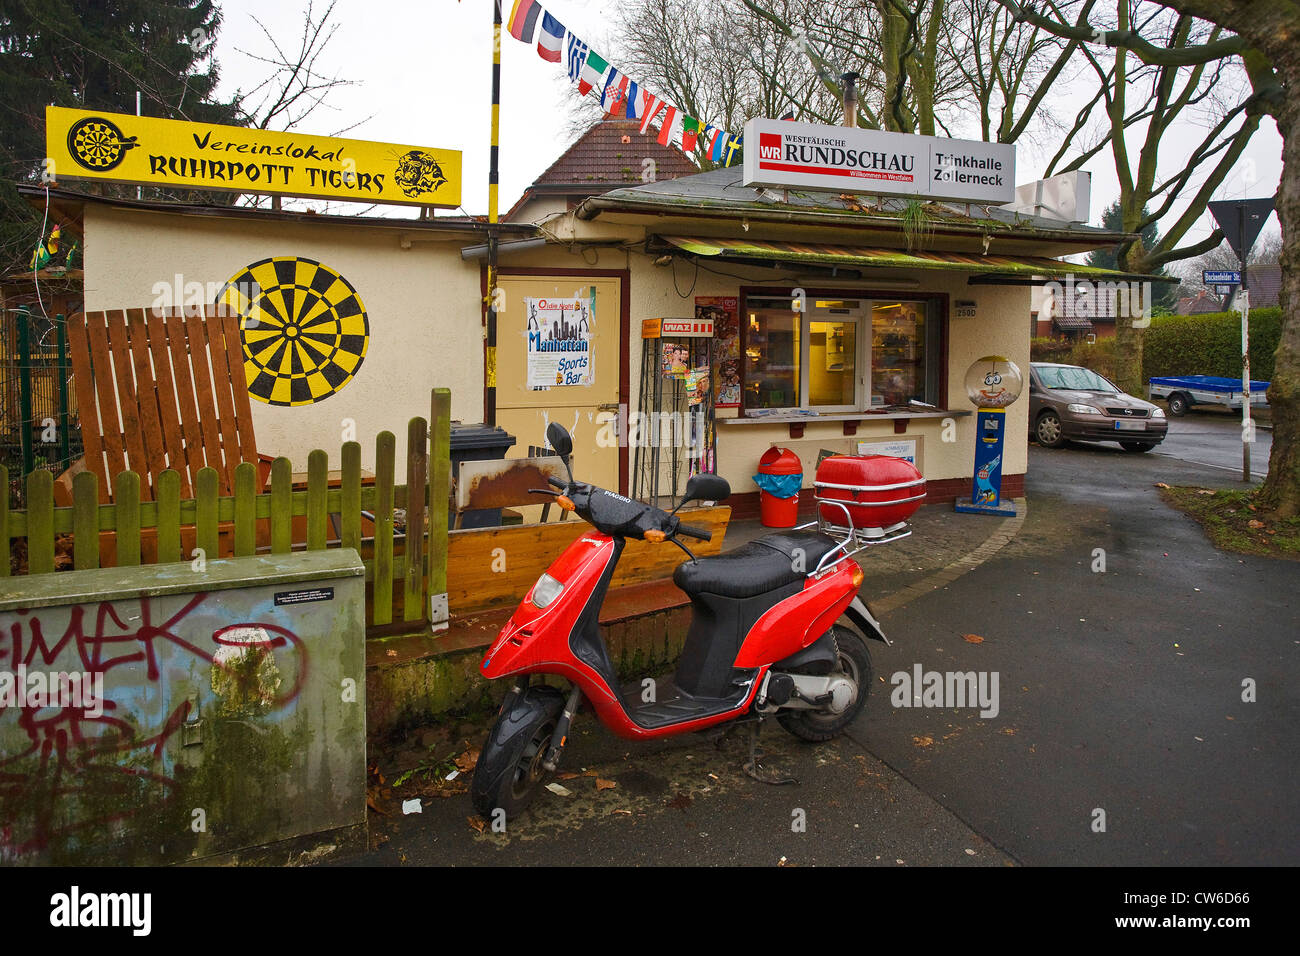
1029,363,1168,452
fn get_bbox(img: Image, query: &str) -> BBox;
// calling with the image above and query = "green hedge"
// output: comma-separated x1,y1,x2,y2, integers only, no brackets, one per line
1143,308,1281,382
1031,308,1282,384
1030,336,1117,380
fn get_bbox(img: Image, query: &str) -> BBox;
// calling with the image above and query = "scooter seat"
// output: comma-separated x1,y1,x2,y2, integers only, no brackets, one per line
673,531,842,600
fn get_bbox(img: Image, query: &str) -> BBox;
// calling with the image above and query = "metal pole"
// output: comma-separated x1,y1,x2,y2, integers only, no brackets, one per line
485,0,502,428
1240,211,1251,482
17,306,34,479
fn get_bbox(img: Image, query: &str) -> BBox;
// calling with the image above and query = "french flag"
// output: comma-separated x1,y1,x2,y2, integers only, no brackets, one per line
537,12,564,62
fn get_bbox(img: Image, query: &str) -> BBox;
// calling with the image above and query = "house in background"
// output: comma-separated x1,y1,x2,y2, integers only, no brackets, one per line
505,118,698,224
1178,262,1281,314
1032,280,1118,341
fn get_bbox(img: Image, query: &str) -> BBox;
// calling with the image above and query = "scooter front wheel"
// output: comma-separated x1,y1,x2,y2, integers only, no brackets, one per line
471,685,566,820
777,627,873,742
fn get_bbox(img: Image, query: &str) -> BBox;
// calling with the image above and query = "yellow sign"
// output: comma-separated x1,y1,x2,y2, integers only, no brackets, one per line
46,106,461,208
641,318,662,339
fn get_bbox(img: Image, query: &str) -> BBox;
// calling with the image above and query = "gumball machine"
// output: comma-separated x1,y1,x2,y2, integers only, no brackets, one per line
954,355,1022,516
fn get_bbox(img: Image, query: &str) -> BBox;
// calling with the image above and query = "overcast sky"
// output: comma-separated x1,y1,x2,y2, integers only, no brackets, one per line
210,0,1283,249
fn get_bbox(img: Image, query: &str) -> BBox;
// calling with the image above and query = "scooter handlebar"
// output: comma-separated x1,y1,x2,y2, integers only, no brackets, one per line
676,523,712,542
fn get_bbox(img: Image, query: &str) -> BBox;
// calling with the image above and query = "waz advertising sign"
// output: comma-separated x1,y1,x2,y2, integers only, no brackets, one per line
45,106,462,208
742,118,1015,205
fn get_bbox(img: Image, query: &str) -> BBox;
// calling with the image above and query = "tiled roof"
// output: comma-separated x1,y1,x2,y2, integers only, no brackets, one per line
531,118,698,188
1053,314,1094,331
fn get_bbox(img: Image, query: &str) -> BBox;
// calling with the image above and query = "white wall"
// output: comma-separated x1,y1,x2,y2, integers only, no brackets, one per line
84,205,485,470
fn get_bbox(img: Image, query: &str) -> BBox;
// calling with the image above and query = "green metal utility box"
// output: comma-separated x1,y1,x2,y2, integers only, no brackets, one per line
0,550,366,865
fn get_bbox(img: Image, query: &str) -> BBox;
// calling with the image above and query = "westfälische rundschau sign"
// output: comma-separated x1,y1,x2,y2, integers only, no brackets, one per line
742,118,1015,205
45,106,462,208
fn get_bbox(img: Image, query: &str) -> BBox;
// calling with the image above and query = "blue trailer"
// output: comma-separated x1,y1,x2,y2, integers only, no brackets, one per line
1148,375,1270,416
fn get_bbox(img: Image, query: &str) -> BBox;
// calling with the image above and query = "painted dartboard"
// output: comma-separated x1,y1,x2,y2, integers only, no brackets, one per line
218,257,369,406
67,116,139,171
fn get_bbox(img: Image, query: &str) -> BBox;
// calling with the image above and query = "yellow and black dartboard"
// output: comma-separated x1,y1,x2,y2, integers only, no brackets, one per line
217,257,369,407
66,116,139,171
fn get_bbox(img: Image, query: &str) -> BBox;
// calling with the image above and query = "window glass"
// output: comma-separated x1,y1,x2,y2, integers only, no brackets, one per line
744,305,799,409
1036,365,1118,393
809,320,856,406
871,302,926,406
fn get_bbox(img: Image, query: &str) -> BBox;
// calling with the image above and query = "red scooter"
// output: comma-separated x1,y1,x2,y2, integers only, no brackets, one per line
471,423,892,818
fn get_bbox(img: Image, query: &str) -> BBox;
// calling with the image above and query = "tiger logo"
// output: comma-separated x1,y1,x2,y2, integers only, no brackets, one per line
393,150,447,198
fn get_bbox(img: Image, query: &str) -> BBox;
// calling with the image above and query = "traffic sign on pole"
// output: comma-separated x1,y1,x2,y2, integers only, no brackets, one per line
1208,198,1275,261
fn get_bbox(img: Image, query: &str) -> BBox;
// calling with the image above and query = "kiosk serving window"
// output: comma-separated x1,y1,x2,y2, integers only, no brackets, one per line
742,293,941,414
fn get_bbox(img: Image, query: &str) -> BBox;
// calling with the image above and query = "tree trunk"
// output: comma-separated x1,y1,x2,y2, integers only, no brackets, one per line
1113,246,1147,396
1258,94,1300,519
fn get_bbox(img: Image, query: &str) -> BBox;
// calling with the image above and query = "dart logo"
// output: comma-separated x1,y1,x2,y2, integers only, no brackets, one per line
393,150,448,198
67,116,139,172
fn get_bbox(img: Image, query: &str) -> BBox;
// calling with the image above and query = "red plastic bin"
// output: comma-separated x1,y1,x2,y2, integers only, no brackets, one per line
757,446,802,528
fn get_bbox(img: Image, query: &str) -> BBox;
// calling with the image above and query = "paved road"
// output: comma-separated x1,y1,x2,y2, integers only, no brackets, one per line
1059,406,1272,479
865,445,1298,865
341,444,1297,867
1152,409,1272,479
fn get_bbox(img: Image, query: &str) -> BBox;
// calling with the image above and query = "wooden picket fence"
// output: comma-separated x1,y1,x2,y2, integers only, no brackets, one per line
2,389,452,635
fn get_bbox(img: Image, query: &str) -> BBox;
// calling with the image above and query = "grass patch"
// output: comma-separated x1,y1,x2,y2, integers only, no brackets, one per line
1160,486,1300,560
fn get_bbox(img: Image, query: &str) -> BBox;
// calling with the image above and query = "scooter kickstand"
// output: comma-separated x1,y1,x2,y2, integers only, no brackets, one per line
743,721,797,786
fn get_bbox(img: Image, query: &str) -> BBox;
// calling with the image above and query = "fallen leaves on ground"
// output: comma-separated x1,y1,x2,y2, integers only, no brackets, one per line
595,777,617,791
366,791,389,815
962,633,984,644
913,735,934,748
454,745,479,772
467,816,485,833
666,793,692,812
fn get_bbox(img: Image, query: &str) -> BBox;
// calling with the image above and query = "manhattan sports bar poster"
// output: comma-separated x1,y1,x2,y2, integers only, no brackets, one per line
525,294,594,388
46,106,462,208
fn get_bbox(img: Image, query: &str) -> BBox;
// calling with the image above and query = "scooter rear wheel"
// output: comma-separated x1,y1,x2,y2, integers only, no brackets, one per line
777,627,872,742
471,686,566,820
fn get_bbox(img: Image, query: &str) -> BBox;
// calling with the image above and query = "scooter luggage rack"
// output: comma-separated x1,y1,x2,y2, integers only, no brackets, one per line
794,497,913,575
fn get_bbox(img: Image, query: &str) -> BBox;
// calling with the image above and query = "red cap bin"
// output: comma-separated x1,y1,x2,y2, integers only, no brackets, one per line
755,447,803,528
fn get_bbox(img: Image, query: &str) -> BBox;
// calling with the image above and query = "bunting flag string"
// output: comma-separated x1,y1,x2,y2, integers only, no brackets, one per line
505,0,742,164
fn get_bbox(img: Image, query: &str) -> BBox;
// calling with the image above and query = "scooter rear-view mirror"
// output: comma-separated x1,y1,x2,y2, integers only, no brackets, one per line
676,473,731,512
546,422,575,483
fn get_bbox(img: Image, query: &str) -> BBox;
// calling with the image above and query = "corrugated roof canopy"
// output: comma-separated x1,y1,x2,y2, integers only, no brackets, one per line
659,236,1179,285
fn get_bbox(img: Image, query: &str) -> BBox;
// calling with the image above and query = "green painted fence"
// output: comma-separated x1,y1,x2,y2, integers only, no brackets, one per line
2,388,452,634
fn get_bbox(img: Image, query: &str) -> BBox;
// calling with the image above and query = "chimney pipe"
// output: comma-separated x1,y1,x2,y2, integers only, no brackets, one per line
841,72,859,127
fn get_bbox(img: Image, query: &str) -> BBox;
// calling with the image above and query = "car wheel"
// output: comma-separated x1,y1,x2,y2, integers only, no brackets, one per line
1167,392,1190,417
1035,411,1066,448
1120,441,1155,452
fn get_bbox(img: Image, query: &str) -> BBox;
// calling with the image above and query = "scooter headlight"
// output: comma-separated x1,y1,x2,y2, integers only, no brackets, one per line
530,573,564,608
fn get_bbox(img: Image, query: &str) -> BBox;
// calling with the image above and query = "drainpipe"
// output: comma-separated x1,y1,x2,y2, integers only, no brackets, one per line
841,72,859,128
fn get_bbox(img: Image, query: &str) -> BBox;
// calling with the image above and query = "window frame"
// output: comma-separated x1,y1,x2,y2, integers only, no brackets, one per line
739,286,949,416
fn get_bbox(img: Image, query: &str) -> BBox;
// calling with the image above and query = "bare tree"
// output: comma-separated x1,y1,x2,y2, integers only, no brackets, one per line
991,0,1296,520
229,0,362,133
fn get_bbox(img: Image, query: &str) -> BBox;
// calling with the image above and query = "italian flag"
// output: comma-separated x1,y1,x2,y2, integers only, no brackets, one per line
578,50,609,96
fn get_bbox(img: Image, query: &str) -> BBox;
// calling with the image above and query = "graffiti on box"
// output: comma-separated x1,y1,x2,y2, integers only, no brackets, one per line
0,593,306,861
